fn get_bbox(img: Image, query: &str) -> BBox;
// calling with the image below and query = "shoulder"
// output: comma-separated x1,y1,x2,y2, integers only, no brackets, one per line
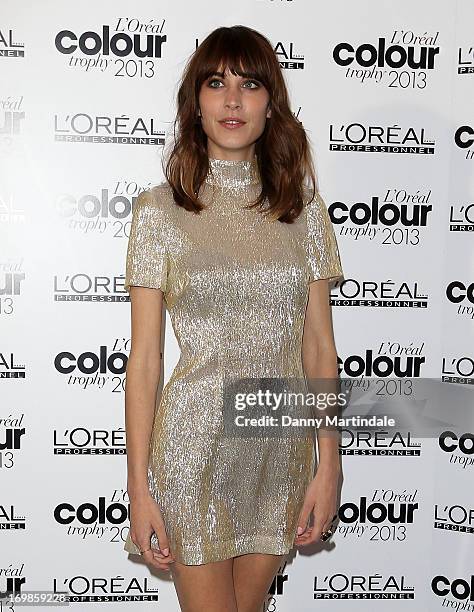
134,180,173,210
297,185,327,225
131,181,176,236
132,181,175,221
300,187,336,243
150,179,174,202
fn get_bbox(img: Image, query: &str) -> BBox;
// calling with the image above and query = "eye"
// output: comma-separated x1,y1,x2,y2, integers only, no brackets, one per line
243,79,260,89
207,78,223,88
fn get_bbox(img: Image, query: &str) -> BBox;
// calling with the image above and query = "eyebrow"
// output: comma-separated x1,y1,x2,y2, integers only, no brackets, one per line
208,70,260,80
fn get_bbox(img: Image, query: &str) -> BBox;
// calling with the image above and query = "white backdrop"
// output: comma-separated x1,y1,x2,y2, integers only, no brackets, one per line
1,1,474,610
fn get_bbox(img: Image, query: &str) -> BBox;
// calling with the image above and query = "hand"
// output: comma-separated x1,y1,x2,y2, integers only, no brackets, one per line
128,492,175,571
294,463,340,547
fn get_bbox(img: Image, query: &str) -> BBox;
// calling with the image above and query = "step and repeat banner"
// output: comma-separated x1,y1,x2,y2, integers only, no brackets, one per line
1,1,473,610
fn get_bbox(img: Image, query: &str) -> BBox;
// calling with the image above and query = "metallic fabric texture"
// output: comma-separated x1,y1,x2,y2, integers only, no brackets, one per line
123,155,344,564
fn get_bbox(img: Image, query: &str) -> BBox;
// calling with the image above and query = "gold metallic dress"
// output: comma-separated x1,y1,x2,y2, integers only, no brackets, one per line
123,156,344,565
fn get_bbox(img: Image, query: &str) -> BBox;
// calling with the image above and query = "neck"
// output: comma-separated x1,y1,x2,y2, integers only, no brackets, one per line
204,155,261,189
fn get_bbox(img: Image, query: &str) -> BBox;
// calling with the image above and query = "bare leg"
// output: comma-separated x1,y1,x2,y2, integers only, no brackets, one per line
232,553,286,612
170,557,238,612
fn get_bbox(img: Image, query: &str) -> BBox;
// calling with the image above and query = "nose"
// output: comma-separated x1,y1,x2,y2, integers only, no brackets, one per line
224,83,242,110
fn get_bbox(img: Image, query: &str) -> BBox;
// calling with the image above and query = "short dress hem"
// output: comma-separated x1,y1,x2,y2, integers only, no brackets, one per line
125,533,296,566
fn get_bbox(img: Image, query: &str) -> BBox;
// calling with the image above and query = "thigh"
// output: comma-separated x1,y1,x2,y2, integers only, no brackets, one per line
232,553,286,612
170,557,237,612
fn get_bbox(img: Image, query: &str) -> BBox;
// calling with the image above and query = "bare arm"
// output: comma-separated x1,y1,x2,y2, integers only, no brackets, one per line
295,278,342,546
125,285,164,501
302,279,341,474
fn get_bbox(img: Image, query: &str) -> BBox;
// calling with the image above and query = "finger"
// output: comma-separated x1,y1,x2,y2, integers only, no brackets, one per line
152,521,170,558
295,503,312,538
294,521,314,543
153,555,174,565
321,511,338,533
295,515,328,546
143,549,172,571
294,528,313,545
135,534,154,555
154,562,172,572
153,549,175,561
307,518,325,544
134,533,164,560
152,546,175,560
151,557,174,571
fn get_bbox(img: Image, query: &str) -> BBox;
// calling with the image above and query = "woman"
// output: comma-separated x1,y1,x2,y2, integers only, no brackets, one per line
123,25,344,612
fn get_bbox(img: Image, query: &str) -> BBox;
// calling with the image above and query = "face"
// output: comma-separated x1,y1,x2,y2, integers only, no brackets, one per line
198,64,271,161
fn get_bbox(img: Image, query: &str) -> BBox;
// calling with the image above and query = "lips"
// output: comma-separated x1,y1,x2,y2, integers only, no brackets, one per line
220,117,245,123
219,118,246,129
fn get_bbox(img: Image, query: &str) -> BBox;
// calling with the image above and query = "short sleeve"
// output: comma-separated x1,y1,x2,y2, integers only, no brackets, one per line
124,189,169,293
305,192,344,283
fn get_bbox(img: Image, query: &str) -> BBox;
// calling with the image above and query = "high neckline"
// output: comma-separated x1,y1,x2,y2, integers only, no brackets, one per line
204,156,261,189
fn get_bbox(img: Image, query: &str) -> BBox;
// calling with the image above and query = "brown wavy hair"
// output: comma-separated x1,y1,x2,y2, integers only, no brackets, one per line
163,25,318,223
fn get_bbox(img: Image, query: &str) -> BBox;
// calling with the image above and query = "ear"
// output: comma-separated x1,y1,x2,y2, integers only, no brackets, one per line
266,105,272,119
